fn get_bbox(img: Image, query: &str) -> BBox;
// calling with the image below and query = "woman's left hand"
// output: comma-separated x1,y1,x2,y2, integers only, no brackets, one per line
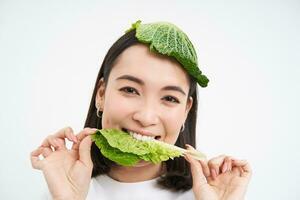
185,145,252,200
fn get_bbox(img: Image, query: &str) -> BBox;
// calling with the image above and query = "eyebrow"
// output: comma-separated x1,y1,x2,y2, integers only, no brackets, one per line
116,74,186,96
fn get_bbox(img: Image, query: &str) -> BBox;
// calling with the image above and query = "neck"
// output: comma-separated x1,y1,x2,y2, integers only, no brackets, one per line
108,162,165,183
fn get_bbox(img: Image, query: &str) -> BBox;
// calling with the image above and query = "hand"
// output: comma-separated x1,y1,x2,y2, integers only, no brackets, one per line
185,145,252,200
30,127,97,200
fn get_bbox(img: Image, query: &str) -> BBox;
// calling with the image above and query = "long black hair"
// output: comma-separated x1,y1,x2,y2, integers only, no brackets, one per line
84,30,199,191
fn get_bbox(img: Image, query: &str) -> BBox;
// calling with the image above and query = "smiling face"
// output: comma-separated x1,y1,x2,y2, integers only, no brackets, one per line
96,43,193,146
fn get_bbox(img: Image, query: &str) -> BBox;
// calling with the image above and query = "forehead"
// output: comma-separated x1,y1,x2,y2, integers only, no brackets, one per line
109,44,190,87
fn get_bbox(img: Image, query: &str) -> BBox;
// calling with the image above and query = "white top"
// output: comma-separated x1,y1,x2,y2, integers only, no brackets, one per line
45,175,195,200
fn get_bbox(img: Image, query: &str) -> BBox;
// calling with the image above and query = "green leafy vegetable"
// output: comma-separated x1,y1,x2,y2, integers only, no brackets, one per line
92,130,140,166
126,20,209,88
91,129,184,166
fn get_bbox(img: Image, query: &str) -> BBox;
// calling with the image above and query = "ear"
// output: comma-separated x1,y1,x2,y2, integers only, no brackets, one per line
95,78,106,111
184,96,193,120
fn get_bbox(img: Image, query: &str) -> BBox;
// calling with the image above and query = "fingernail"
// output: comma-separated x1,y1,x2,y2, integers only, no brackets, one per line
222,162,227,173
185,144,194,150
228,161,232,171
73,136,78,143
211,169,217,180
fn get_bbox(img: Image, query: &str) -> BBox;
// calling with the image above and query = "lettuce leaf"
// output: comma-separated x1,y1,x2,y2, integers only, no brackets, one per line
91,129,183,166
92,131,140,166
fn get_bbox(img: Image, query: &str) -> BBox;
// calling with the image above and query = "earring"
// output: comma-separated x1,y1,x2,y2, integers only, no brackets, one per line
180,123,185,132
96,109,102,118
96,103,102,118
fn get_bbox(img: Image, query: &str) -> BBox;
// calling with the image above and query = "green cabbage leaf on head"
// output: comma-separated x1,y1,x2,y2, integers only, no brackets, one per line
126,20,209,87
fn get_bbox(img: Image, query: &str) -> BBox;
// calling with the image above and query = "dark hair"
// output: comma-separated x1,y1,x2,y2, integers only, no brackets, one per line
84,30,198,191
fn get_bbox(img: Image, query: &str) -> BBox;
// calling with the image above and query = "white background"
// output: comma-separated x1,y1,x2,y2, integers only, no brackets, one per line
0,0,299,199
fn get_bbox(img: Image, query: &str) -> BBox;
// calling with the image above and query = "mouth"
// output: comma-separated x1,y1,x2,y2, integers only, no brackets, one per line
121,128,161,141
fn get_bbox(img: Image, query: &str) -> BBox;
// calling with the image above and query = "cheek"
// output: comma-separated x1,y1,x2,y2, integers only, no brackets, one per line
162,107,186,144
102,90,137,127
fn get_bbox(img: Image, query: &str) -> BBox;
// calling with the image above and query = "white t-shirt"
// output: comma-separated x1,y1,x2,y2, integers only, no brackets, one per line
45,175,195,200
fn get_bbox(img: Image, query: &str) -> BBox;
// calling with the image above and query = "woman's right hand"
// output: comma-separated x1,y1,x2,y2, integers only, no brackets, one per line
30,127,97,200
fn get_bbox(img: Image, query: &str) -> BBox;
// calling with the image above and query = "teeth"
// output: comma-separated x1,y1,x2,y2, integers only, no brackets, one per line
129,131,155,141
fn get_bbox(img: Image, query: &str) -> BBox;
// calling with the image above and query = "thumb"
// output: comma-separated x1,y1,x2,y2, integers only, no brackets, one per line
185,146,208,189
79,135,93,168
185,154,208,188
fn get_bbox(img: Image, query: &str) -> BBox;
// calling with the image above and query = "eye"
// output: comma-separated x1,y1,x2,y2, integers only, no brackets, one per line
162,96,180,104
119,87,140,95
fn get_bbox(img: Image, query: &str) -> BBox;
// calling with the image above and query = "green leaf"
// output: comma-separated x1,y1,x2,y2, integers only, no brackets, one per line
91,129,184,166
91,131,140,166
127,20,209,87
125,20,142,33
99,129,150,155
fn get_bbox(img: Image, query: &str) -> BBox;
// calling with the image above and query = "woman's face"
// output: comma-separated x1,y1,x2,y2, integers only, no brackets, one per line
96,44,193,145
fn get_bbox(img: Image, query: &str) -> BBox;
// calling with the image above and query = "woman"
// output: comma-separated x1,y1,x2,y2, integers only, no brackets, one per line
30,21,252,200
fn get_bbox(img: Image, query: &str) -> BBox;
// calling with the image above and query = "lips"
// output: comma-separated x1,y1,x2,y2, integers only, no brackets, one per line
122,128,161,141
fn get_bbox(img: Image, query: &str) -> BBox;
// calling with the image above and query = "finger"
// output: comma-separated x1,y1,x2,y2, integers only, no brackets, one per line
231,166,241,176
231,161,245,177
79,135,93,169
208,154,227,178
77,127,98,141
185,154,208,188
42,147,53,158
185,144,210,178
185,144,207,162
232,159,252,178
72,128,98,151
232,160,251,172
53,126,78,143
40,127,77,150
30,147,43,170
50,137,66,150
55,138,66,148
40,135,62,150
221,156,232,173
227,158,232,171
199,159,210,178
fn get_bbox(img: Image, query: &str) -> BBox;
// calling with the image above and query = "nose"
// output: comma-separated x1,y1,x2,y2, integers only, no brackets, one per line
132,103,159,127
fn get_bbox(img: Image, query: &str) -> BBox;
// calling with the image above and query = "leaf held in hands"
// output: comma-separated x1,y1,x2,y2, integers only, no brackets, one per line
91,132,140,166
91,129,184,166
